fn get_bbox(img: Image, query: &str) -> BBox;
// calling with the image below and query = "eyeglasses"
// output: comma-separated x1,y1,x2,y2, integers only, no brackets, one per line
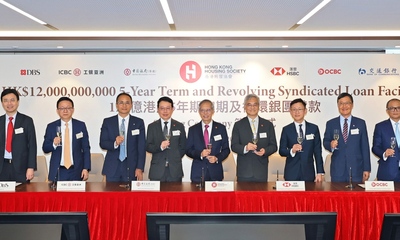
290,108,305,112
2,99,17,103
387,107,400,112
159,107,172,111
246,103,259,107
338,102,352,106
199,109,213,113
117,101,132,105
58,107,73,111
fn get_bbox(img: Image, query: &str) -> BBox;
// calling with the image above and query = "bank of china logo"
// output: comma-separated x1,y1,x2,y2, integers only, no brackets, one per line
270,67,285,76
180,61,202,83
358,68,367,75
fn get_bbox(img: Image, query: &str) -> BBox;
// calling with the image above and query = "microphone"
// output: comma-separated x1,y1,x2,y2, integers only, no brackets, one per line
51,167,59,190
273,170,279,190
126,167,130,189
346,167,354,189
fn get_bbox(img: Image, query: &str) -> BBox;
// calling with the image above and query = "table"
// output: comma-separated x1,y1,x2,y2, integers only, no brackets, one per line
0,182,399,240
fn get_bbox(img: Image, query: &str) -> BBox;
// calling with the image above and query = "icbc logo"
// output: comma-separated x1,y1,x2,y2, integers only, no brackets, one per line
318,68,341,75
371,182,388,187
180,61,202,83
73,68,81,76
20,69,40,75
282,182,291,187
211,182,217,188
124,69,131,76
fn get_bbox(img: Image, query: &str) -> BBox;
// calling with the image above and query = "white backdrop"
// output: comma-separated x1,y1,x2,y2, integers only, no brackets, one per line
1,53,399,181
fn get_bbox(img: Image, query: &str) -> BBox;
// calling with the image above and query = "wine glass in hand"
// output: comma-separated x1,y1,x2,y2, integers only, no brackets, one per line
252,133,258,152
390,137,396,157
297,133,304,152
56,126,62,146
333,129,340,150
164,131,171,149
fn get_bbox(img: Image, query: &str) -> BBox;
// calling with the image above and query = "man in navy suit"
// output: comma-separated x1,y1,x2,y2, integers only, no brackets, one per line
231,94,277,182
186,99,230,183
279,98,324,182
100,93,146,182
146,97,186,182
323,93,370,182
43,97,91,181
372,98,400,181
0,89,36,182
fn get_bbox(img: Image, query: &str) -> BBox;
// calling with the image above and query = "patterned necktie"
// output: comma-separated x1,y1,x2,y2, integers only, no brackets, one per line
5,117,13,152
64,122,72,169
395,122,400,146
119,119,126,161
163,121,168,136
299,124,304,138
251,119,256,134
204,125,209,147
343,118,348,143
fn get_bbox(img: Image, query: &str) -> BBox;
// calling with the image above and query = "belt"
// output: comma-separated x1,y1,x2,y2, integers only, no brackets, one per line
4,158,11,163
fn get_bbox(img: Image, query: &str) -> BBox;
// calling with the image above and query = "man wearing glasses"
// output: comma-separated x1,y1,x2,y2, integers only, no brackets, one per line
231,94,277,182
100,93,146,182
0,89,36,182
323,92,370,183
372,98,400,181
279,98,324,182
43,97,91,181
146,96,186,182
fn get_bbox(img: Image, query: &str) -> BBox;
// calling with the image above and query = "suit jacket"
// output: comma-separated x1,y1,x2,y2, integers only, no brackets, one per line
231,116,277,182
372,119,400,181
0,112,37,182
42,118,91,181
279,121,324,182
146,119,186,180
186,121,230,182
323,116,371,182
100,115,146,179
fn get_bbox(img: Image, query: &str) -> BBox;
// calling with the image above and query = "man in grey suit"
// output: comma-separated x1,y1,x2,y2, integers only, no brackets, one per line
231,94,277,182
0,88,37,182
146,97,186,182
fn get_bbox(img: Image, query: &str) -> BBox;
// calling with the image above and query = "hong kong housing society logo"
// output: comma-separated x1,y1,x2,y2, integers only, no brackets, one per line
180,61,202,83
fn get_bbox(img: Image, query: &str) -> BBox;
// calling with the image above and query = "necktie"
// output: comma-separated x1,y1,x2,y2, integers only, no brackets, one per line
163,121,168,136
251,119,256,134
204,125,209,147
5,117,13,152
343,118,348,143
299,124,304,138
395,122,400,147
119,119,126,161
64,122,72,169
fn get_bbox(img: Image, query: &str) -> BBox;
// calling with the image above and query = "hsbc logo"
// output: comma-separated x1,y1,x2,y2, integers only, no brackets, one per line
282,182,291,187
180,61,202,83
270,67,286,76
20,69,40,76
318,68,342,75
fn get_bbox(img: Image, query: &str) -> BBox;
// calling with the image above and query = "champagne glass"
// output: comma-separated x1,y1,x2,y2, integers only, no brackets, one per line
206,143,212,150
164,131,171,149
297,132,304,152
56,126,62,146
252,133,258,152
333,129,340,150
119,128,125,146
390,137,396,157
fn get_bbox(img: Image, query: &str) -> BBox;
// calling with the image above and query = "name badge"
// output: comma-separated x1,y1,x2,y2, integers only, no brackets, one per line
214,134,222,141
259,132,267,138
0,181,16,192
306,134,314,140
351,128,359,135
15,127,24,134
76,132,83,139
276,181,305,191
364,181,394,191
131,129,140,135
57,181,86,191
172,130,180,136
132,181,160,191
205,181,234,192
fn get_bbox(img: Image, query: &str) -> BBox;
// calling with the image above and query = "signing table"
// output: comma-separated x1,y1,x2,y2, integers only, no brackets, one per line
0,182,399,240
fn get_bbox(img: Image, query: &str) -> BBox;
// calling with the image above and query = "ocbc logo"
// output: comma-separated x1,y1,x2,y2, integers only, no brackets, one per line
318,68,341,75
371,182,388,187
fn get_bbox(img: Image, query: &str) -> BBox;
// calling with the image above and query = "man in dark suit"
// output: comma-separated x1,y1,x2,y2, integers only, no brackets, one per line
0,88,36,182
186,99,230,183
42,97,91,181
146,97,186,182
372,98,400,181
231,94,277,182
279,98,324,182
323,93,370,182
100,93,146,182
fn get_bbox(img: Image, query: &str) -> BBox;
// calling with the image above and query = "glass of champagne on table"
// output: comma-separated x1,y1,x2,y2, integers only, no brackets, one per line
56,126,62,146
390,137,396,157
333,129,340,150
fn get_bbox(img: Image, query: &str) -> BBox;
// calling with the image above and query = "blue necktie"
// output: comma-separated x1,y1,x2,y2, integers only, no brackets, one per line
119,119,126,161
395,122,400,147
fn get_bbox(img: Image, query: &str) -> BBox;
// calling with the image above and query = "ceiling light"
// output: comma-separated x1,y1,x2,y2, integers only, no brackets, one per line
297,0,331,25
395,46,400,48
282,45,289,48
56,46,63,49
0,0,47,25
160,0,174,24
168,45,175,48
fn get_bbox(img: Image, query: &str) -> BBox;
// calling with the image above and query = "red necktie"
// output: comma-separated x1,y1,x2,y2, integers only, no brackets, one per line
204,125,209,147
6,117,13,152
